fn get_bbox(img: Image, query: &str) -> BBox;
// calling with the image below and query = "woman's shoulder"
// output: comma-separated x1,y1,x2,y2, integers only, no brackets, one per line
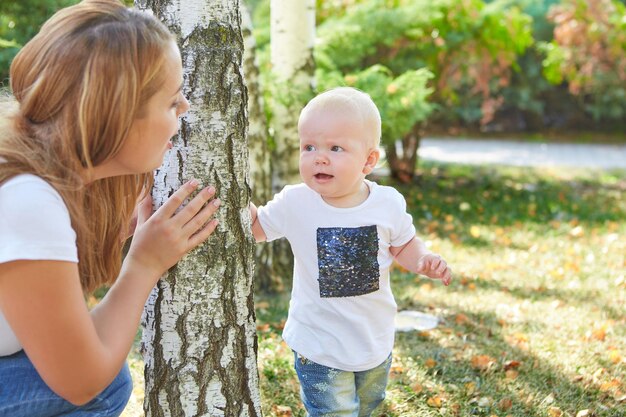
2,173,51,187
0,173,77,263
0,174,68,215
1,174,63,199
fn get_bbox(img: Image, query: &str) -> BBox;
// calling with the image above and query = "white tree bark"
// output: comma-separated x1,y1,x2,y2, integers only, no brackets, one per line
269,0,315,190
241,2,269,209
266,0,316,286
135,1,261,416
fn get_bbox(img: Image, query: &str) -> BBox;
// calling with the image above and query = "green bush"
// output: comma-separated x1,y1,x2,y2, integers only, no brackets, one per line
539,0,626,122
315,0,534,127
0,0,135,84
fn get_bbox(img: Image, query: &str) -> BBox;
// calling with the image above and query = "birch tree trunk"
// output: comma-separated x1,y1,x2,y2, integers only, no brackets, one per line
241,2,282,292
269,0,315,191
268,0,316,286
135,1,261,416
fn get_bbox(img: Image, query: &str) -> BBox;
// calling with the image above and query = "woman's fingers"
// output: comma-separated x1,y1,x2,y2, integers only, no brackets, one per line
136,194,153,226
175,186,217,227
182,197,221,236
188,217,220,249
156,179,220,252
156,179,201,219
126,180,221,277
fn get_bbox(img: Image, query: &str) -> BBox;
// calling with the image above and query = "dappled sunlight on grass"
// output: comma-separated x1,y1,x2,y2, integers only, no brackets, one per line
379,163,625,416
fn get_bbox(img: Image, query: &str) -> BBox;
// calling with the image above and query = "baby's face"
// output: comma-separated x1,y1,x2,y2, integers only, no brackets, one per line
298,109,377,207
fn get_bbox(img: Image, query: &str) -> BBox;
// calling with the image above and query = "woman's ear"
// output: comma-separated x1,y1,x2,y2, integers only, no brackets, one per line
362,148,380,175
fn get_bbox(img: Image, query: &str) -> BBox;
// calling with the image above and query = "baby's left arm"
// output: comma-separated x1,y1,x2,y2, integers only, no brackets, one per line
390,238,452,286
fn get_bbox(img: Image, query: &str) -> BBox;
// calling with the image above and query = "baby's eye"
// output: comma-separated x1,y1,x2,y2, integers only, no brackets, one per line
303,144,316,151
331,145,344,152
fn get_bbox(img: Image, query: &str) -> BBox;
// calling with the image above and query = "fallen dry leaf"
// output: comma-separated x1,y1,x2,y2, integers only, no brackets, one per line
471,355,496,371
411,382,423,394
599,379,620,392
590,326,607,341
498,398,513,411
271,405,292,417
455,313,470,325
427,395,443,408
465,381,477,395
256,323,270,332
389,365,405,378
425,358,437,369
548,407,563,417
504,360,522,370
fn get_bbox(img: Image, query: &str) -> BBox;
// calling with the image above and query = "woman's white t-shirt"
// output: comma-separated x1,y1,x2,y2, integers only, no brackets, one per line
0,174,78,356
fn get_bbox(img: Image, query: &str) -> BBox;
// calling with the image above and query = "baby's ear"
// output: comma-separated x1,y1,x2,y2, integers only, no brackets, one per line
363,148,380,174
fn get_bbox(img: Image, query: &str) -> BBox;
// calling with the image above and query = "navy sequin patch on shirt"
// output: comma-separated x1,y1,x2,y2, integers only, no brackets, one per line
316,225,380,298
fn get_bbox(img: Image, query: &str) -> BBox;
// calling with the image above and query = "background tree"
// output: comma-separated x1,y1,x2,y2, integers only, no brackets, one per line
250,0,316,290
136,0,261,416
268,0,315,191
242,1,282,292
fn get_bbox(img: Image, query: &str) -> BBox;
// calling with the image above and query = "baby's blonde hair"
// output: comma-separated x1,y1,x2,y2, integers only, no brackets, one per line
299,87,381,148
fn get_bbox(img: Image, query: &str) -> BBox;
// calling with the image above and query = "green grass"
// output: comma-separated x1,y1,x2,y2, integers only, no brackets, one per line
123,162,626,417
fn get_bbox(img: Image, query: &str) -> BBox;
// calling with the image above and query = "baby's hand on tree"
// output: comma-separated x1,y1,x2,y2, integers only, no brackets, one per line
416,253,452,286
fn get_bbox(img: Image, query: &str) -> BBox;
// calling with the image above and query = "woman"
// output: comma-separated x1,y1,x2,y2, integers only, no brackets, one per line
0,0,220,415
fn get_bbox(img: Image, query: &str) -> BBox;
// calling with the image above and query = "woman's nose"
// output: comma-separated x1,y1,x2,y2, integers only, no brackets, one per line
178,95,191,116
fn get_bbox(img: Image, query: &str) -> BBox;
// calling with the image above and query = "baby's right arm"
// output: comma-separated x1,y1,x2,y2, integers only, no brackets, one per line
249,203,267,242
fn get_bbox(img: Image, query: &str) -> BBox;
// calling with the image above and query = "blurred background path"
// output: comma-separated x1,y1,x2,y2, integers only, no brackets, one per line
416,137,626,169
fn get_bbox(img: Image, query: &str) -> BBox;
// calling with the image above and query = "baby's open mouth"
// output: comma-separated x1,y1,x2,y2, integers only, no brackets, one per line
314,173,333,180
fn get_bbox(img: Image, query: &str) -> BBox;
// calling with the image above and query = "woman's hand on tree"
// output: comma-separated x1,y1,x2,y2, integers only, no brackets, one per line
125,179,221,278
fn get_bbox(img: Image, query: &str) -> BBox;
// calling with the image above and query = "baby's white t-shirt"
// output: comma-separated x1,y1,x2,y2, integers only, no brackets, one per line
0,174,78,356
257,180,416,371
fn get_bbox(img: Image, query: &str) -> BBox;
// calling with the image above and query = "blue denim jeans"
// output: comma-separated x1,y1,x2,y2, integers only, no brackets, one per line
0,350,132,417
293,351,392,417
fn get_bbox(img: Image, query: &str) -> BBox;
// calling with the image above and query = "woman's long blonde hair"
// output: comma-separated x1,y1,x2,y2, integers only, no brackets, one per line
0,0,174,292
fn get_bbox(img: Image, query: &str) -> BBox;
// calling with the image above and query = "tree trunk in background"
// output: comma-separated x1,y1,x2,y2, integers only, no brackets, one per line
136,1,262,416
241,2,283,293
268,0,315,286
269,0,315,189
386,123,421,183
